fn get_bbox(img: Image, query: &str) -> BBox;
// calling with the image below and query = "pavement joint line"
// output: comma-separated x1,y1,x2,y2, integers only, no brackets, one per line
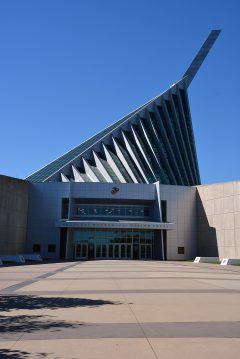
41,276,240,281
46,269,240,275
0,261,81,294
108,268,159,359
4,288,240,295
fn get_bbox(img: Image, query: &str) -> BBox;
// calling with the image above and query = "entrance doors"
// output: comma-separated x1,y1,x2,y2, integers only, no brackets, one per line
75,243,152,260
113,244,131,259
140,244,152,260
88,244,95,259
95,244,132,259
108,244,130,259
75,243,88,260
96,244,107,259
133,244,139,259
73,229,154,260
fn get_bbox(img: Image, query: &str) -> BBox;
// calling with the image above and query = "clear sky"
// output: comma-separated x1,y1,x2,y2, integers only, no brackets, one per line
0,0,239,184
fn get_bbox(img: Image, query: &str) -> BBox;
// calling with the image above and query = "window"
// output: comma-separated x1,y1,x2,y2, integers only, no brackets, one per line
178,247,184,254
48,244,56,253
72,204,150,218
61,198,69,219
33,244,41,252
161,200,167,222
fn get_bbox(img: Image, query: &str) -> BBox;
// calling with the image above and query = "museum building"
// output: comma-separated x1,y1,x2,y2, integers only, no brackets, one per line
1,30,240,261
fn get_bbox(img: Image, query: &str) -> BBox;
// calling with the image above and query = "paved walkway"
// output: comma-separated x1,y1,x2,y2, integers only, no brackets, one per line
0,260,240,358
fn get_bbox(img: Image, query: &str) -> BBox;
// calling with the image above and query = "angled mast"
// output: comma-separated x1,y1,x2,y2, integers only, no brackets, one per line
183,29,221,87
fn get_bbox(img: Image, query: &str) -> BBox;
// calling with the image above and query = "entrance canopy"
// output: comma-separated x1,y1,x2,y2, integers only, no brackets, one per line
56,220,175,230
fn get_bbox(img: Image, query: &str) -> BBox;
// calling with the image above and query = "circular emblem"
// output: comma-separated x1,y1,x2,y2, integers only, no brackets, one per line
111,187,119,194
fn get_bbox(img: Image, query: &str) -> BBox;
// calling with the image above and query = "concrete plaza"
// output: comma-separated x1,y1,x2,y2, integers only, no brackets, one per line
0,260,240,358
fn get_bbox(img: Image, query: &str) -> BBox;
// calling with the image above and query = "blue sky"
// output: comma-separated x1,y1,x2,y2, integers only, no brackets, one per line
0,0,239,184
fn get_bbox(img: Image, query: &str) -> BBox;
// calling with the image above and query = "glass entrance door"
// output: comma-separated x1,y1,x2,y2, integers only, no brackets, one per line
96,244,108,259
75,243,88,260
140,244,146,259
133,244,139,259
88,244,95,259
108,244,113,258
114,244,120,259
126,244,132,259
140,244,152,260
112,244,132,259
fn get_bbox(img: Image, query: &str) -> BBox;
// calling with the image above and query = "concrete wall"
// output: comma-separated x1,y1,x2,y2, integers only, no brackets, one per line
27,182,69,259
0,175,28,255
161,185,197,260
196,181,240,259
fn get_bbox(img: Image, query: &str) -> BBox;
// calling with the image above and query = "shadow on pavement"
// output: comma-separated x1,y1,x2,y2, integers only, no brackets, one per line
0,349,48,358
0,295,120,312
0,295,121,335
0,314,83,334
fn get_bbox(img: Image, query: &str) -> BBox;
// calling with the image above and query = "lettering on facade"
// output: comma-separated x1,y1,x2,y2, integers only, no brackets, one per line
60,220,173,230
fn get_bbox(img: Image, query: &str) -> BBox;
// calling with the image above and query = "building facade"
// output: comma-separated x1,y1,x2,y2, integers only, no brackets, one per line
26,181,197,261
1,29,239,261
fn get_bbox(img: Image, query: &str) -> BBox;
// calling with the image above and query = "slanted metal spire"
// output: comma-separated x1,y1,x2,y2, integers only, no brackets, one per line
183,29,221,87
